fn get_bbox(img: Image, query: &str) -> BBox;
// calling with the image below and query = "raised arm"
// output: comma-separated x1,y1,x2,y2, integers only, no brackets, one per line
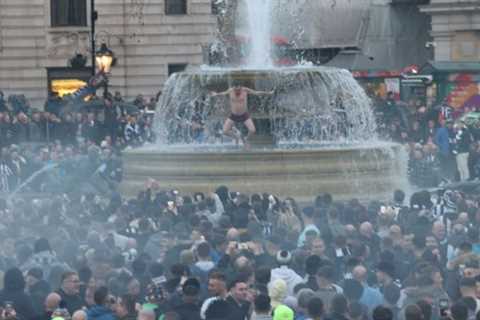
244,87,274,96
210,88,233,97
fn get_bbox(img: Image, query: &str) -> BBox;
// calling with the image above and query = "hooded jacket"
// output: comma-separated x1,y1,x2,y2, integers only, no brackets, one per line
87,305,116,320
270,266,303,296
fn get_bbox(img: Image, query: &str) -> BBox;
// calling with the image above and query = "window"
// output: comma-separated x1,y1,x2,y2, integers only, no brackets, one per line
165,0,187,15
51,0,87,27
168,64,188,76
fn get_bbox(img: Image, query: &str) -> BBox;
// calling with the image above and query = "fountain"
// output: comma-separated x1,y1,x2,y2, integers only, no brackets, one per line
120,0,407,201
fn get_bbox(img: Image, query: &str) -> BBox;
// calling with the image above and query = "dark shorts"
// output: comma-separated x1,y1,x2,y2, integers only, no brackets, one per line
229,112,250,123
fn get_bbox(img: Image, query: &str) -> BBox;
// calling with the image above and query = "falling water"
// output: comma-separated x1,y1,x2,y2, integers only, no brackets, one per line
244,0,273,68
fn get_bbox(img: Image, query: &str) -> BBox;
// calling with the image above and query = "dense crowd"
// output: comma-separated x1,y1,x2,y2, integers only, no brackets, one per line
1,89,480,320
374,92,480,187
0,91,157,193
0,182,479,320
0,91,157,150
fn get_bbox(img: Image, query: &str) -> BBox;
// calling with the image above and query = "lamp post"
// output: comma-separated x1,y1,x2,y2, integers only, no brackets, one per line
96,43,115,97
91,0,97,76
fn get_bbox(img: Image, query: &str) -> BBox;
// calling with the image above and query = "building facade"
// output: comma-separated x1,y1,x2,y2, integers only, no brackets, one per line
0,0,216,106
421,0,480,62
420,0,480,108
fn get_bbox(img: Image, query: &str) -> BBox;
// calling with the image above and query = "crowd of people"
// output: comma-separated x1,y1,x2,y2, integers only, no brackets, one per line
1,89,480,320
0,181,479,320
374,91,480,187
0,90,157,150
0,91,158,193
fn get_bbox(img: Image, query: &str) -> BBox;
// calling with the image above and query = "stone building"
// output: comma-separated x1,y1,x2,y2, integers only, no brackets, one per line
0,0,216,106
420,0,480,61
419,0,480,109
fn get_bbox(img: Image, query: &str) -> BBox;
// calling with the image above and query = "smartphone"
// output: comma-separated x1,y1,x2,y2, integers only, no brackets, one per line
439,298,449,316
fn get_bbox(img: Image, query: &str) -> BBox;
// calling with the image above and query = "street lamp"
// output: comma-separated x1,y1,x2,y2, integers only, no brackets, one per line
96,43,115,73
95,43,116,97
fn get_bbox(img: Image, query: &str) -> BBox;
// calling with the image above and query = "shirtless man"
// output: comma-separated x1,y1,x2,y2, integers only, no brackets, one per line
211,84,273,148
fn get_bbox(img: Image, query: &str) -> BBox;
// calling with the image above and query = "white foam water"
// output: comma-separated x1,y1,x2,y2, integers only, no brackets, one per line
244,0,273,68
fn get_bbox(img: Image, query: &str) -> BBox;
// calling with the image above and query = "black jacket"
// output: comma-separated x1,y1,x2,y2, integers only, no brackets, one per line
56,288,85,315
0,289,36,320
29,280,51,316
174,301,202,320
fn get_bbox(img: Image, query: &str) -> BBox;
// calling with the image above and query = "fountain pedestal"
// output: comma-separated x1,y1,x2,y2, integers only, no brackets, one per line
121,143,406,202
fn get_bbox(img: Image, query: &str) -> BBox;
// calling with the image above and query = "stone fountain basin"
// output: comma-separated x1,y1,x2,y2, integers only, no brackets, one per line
120,142,406,202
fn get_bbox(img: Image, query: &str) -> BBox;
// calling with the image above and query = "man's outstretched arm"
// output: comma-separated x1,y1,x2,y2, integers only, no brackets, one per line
244,87,274,96
210,88,233,97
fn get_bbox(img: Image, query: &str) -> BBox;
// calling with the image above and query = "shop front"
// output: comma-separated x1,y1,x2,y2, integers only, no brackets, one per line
420,61,480,110
46,67,92,98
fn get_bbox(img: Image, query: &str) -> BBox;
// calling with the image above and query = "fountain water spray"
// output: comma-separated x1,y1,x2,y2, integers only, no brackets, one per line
244,0,273,68
121,0,409,201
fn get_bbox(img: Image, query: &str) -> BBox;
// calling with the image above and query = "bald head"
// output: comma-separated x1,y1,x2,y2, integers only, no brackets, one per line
345,224,356,234
45,292,62,311
72,310,87,320
226,228,240,241
352,265,368,283
359,222,373,237
458,212,469,225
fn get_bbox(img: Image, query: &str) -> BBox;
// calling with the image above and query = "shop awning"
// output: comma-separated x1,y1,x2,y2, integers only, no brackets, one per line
420,61,480,74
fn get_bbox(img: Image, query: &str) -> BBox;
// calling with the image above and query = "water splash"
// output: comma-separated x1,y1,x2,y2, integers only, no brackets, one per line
154,67,377,146
7,163,58,201
244,0,273,68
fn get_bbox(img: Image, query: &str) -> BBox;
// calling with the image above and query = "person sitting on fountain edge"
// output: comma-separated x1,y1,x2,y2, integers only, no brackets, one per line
210,83,274,149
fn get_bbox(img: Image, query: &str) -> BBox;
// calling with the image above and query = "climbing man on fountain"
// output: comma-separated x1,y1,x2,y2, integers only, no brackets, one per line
210,83,274,149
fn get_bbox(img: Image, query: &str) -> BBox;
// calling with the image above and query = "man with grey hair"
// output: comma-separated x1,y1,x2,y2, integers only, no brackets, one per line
353,265,383,313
